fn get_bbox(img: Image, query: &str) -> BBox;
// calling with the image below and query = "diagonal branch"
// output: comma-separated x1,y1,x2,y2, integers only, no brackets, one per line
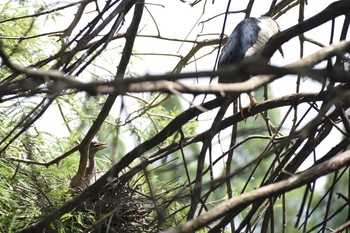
162,150,350,233
261,0,350,59
71,0,144,189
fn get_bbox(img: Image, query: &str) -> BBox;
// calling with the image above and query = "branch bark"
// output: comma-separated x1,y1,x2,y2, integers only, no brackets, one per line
162,150,350,233
19,0,145,231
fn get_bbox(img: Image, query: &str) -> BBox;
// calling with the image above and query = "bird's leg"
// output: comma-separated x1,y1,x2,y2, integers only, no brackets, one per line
237,93,257,118
238,96,245,118
248,92,258,112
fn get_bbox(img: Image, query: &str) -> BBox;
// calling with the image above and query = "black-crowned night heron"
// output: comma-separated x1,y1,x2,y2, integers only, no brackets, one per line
70,140,107,190
85,140,107,183
217,16,283,113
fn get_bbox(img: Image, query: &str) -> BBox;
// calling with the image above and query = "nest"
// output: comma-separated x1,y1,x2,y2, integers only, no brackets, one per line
82,181,156,233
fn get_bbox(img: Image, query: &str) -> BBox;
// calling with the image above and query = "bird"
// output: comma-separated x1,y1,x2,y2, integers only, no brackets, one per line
189,17,284,217
70,140,107,190
189,17,284,220
217,16,283,113
85,140,107,183
218,16,283,82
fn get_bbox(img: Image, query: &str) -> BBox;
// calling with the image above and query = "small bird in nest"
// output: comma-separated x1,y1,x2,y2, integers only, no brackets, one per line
70,140,107,191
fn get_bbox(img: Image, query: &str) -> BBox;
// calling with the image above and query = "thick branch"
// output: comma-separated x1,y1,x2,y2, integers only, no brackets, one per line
162,150,350,233
20,0,145,231
1,41,348,99
261,0,350,58
71,0,144,189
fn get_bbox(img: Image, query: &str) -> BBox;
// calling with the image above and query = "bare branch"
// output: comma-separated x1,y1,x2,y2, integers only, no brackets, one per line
162,150,350,233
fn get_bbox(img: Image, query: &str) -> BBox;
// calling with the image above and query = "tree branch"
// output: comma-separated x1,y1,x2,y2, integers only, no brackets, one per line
162,150,350,233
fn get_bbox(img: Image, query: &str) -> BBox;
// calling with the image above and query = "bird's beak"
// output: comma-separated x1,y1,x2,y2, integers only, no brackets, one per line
278,47,284,58
93,142,107,150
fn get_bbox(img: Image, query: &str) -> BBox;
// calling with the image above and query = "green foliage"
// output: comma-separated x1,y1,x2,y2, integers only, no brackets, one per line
132,93,198,145
0,1,59,71
1,0,346,232
0,131,97,232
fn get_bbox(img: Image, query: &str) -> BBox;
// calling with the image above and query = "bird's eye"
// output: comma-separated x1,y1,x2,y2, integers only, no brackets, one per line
90,141,98,147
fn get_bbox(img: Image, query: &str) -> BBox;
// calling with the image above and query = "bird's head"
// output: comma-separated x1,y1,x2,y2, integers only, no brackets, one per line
89,140,107,153
258,16,284,57
258,16,280,34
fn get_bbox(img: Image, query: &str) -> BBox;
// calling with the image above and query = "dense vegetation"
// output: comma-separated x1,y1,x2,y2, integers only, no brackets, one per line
0,0,349,232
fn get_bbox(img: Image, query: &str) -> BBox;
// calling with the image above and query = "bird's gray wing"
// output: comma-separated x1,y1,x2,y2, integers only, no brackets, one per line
218,18,261,66
218,18,261,83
